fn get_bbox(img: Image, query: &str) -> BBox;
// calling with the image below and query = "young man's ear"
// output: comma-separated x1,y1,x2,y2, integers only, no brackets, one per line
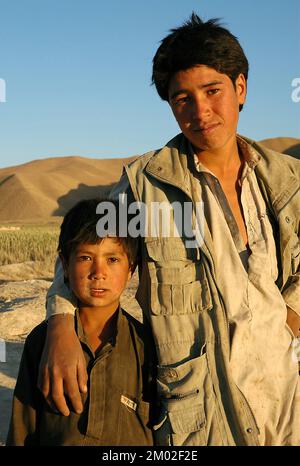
235,73,247,106
59,253,69,282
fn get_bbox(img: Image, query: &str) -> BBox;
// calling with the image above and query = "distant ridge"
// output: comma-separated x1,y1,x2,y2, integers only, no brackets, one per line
0,155,135,223
259,137,300,157
0,137,299,223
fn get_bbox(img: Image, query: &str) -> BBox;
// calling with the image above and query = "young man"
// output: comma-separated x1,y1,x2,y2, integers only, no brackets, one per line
40,15,300,445
6,199,155,446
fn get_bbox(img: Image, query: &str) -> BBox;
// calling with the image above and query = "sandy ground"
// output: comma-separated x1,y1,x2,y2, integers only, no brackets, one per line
0,263,140,446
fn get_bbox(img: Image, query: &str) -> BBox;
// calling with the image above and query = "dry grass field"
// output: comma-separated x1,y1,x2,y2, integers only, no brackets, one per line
0,224,60,266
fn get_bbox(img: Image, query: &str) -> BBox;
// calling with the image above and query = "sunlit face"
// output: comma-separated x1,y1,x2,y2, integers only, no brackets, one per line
168,65,246,156
64,237,131,315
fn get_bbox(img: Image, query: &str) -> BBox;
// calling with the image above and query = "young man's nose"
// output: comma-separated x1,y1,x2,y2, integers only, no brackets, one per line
191,96,211,120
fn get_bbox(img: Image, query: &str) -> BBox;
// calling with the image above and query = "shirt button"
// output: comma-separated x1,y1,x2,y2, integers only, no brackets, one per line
285,216,291,223
246,427,253,434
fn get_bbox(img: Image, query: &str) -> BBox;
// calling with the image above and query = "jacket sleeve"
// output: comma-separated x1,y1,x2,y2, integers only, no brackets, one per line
281,217,300,317
109,170,135,203
45,256,77,319
282,274,300,317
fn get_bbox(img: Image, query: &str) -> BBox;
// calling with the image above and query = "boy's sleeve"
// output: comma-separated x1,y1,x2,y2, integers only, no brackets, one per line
6,328,44,446
45,256,77,319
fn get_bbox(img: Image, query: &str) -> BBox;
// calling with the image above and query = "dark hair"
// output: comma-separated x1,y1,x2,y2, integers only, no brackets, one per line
58,198,138,271
152,13,249,110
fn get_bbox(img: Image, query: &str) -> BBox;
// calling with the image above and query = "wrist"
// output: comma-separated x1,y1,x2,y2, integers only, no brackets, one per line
47,313,75,330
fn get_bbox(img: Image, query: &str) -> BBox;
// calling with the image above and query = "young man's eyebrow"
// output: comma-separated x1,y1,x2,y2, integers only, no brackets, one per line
169,80,223,100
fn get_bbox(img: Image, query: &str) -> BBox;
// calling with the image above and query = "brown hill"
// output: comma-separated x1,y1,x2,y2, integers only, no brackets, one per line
0,155,135,223
259,137,300,158
0,137,299,223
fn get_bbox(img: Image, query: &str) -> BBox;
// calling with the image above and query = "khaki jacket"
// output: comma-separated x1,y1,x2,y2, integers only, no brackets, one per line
120,133,300,446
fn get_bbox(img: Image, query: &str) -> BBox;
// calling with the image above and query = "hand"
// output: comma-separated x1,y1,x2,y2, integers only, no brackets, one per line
38,314,88,416
286,306,300,338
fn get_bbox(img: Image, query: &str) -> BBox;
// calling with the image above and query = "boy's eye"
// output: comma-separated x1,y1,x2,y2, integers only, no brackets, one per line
78,255,92,261
107,257,119,263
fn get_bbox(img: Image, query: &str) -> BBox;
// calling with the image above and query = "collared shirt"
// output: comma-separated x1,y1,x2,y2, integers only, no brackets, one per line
192,137,300,445
6,307,156,446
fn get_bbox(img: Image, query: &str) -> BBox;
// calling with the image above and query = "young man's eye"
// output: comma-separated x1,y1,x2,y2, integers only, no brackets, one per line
173,96,189,106
78,255,91,261
207,88,220,96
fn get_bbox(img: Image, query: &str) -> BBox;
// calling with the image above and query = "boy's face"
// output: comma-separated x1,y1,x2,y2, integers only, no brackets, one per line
168,65,246,156
64,237,131,314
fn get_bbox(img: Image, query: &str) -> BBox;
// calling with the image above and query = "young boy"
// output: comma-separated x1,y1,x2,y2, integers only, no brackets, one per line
6,198,156,446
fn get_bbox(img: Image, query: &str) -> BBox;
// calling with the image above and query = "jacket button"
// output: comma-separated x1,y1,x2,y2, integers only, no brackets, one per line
157,166,162,171
246,427,253,434
167,369,178,380
285,216,291,223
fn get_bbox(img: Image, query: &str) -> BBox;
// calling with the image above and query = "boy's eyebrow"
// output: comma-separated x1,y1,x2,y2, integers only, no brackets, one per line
76,249,126,256
170,80,223,100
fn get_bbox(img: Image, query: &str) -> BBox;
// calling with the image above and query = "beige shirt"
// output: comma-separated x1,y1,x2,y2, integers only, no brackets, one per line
193,137,300,446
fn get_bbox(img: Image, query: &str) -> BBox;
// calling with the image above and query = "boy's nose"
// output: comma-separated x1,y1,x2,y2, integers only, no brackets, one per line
90,261,106,279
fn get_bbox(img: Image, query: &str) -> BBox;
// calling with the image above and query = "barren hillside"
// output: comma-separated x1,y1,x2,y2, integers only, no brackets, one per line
0,137,299,223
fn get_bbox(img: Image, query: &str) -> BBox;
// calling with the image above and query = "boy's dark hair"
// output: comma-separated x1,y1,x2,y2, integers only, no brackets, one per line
58,198,138,271
152,12,249,111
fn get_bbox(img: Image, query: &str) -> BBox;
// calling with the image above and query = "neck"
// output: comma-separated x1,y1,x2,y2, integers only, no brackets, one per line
194,138,242,178
79,305,119,351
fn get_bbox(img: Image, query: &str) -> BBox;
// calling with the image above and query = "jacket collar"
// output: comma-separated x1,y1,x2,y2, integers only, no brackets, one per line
145,134,192,198
145,132,299,216
242,135,300,216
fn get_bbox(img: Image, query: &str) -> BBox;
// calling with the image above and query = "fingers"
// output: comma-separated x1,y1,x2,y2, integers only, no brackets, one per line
50,374,70,416
77,356,88,395
37,361,50,399
63,371,83,414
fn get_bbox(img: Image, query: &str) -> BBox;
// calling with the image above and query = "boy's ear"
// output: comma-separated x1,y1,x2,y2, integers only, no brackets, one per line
59,253,69,281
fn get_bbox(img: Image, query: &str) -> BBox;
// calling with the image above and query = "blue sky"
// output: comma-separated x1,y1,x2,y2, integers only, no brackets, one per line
0,0,299,168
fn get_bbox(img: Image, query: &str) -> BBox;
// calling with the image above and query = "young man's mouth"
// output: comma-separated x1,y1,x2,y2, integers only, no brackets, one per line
194,123,220,134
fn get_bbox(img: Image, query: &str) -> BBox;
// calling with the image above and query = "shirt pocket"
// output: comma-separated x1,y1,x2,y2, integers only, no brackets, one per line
145,238,212,316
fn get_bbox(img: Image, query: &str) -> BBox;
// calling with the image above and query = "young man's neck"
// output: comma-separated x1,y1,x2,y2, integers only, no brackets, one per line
79,305,119,352
194,138,243,179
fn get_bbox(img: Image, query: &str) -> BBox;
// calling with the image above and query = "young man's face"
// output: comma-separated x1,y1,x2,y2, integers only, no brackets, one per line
64,237,131,315
168,65,246,156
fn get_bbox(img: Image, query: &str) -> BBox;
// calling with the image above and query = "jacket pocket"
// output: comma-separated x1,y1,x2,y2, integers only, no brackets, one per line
154,349,212,446
168,405,206,446
145,238,211,316
147,260,212,316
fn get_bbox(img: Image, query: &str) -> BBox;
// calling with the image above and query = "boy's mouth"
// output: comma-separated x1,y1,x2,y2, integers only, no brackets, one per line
90,288,107,296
